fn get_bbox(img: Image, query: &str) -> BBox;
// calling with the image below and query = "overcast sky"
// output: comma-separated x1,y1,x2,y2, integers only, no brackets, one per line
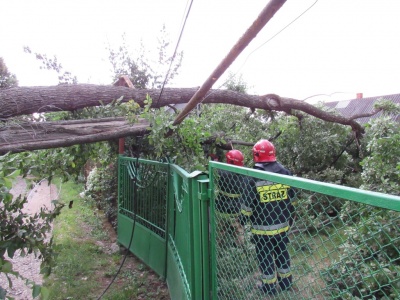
2,0,400,102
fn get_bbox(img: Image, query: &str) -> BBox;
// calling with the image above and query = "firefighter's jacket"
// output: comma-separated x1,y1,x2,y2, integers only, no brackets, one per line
241,162,295,235
215,169,244,216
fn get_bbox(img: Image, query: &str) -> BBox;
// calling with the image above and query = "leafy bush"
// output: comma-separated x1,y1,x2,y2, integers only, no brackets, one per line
323,207,400,299
83,162,118,229
322,117,400,299
0,166,63,299
360,117,400,196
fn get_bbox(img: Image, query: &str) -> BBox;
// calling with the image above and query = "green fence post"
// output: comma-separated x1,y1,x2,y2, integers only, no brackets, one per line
207,163,218,300
197,178,211,300
192,178,203,300
164,163,170,280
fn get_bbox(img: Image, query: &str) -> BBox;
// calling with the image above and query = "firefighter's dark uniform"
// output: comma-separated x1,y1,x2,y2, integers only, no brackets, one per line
215,169,244,246
241,162,295,294
216,169,242,217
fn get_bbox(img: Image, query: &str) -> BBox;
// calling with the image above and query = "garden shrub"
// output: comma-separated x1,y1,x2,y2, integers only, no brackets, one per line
322,117,400,299
83,163,118,229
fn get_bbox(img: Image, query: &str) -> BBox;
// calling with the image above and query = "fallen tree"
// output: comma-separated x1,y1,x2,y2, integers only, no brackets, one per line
0,84,372,154
0,85,363,133
0,117,150,154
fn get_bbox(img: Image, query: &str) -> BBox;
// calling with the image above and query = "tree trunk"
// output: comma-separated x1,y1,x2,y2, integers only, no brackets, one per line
0,84,364,133
0,84,370,154
0,117,150,154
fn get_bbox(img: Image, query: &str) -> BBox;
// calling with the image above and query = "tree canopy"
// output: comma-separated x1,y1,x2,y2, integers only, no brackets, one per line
0,57,18,89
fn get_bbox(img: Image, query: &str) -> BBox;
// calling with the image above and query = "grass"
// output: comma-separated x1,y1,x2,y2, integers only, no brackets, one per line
44,179,170,300
214,220,349,300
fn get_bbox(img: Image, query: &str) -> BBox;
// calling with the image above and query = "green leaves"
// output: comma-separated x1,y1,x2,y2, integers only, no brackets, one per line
1,169,64,299
31,283,49,299
322,117,400,298
0,57,18,89
360,117,400,195
107,29,183,89
0,259,13,273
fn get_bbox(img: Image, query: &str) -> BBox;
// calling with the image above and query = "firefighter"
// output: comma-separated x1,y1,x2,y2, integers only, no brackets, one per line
215,149,245,247
241,139,295,295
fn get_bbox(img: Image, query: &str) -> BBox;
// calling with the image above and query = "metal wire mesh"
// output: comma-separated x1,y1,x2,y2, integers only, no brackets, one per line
118,157,400,300
119,159,168,238
211,167,400,300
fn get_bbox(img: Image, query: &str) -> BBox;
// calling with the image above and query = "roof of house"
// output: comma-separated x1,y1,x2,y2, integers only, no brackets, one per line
324,93,400,124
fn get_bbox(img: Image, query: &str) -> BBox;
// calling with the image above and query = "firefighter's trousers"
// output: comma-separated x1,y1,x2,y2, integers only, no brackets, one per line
255,232,292,293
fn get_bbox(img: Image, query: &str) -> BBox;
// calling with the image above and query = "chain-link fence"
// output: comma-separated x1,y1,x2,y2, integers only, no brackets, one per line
118,157,400,299
210,163,400,300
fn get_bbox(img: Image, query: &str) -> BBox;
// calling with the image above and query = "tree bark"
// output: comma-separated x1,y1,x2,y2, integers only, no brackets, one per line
0,84,364,133
0,117,150,154
0,84,371,154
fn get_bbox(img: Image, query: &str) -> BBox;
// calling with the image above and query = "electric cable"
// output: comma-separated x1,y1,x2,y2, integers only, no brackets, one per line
96,157,140,300
171,0,320,124
26,178,47,200
154,0,194,107
301,91,358,102
234,0,319,76
220,0,320,91
28,177,62,199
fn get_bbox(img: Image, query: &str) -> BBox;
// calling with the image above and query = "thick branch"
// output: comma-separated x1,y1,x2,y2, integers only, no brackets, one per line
258,94,365,134
202,133,257,150
0,85,367,134
350,108,383,121
0,118,150,154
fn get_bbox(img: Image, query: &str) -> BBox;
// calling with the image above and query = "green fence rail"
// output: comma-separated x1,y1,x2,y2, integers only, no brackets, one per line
117,156,400,300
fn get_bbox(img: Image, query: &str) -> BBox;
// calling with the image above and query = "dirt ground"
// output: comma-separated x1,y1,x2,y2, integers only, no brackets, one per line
0,177,57,300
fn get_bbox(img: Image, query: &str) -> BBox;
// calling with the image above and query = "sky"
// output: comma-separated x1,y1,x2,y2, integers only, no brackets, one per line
2,0,400,103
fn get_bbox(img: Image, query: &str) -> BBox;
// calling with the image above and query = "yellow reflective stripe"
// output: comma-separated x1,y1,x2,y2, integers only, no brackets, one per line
262,276,277,284
253,222,288,231
241,209,252,216
251,225,290,235
256,183,291,189
218,189,240,198
278,271,292,278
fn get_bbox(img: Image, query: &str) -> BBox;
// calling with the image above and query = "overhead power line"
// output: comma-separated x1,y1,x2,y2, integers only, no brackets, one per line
172,0,288,126
215,0,320,93
155,0,194,107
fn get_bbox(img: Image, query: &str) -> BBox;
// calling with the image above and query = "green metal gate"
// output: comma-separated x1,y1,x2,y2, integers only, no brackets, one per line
117,156,210,300
117,158,169,276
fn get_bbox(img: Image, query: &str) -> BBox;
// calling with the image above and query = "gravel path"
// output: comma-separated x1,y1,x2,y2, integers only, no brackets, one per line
0,177,57,300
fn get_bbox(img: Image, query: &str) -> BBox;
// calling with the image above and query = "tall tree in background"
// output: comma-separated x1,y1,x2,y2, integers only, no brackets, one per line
23,47,78,85
0,58,18,89
107,27,183,89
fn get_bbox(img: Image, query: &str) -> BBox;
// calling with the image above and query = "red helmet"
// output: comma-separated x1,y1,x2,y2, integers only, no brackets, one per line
253,140,276,162
226,150,244,166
